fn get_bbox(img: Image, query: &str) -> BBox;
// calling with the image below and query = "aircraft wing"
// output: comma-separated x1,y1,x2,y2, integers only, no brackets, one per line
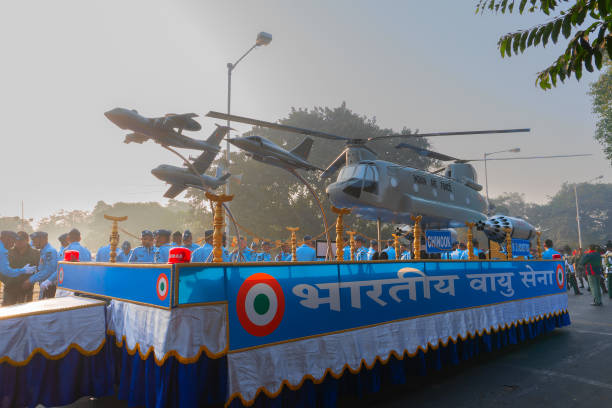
163,184,187,199
163,113,201,132
190,149,219,174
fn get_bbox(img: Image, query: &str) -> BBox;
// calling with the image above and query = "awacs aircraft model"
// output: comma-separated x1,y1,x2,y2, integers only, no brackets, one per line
206,111,589,230
105,108,229,152
227,135,320,171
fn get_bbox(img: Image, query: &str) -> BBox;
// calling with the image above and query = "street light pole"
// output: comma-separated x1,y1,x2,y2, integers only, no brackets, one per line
224,32,272,242
483,147,520,215
573,175,603,249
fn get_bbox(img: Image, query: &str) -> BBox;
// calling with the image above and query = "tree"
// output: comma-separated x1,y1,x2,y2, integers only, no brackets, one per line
185,104,434,243
489,182,611,248
0,216,34,233
588,60,612,164
477,0,612,89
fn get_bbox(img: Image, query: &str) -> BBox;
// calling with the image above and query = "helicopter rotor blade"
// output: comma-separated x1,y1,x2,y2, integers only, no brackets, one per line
395,142,463,162
466,153,592,161
206,111,350,141
371,128,530,141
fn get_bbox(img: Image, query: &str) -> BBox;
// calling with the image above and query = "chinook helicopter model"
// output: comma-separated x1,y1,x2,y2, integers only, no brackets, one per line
206,111,532,229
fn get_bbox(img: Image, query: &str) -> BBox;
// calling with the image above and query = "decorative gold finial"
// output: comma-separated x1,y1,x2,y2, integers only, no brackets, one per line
206,192,233,262
286,227,299,262
411,215,422,260
504,227,513,260
536,230,542,260
103,214,128,263
465,222,475,260
331,206,351,262
392,233,401,261
347,231,356,261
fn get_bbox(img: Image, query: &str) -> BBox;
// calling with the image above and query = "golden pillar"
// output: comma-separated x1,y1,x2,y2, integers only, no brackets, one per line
392,233,400,261
504,227,513,260
286,227,299,262
411,215,422,260
206,192,234,262
331,206,351,262
347,231,356,261
465,222,475,261
103,215,128,263
536,230,543,260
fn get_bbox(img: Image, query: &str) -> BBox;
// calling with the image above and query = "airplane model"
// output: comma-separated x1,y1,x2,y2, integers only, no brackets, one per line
151,163,231,198
105,107,229,152
206,111,590,231
227,135,320,171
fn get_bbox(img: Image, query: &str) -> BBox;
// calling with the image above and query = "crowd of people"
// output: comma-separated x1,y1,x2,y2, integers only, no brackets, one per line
1,225,611,308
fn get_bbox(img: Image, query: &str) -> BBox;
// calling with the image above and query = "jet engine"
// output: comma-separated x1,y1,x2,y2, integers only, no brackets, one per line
476,215,535,243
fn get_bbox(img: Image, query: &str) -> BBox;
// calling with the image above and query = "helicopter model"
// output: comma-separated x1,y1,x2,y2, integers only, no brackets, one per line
206,111,530,229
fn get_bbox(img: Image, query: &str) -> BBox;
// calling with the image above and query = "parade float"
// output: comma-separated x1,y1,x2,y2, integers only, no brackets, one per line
0,110,571,408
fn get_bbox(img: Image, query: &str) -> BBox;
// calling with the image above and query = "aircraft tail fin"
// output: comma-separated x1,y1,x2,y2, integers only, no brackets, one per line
218,173,231,182
290,137,314,160
206,125,231,147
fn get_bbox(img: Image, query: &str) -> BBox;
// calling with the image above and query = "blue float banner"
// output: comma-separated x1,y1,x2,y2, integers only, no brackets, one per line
175,264,227,305
512,239,531,257
226,260,565,351
58,262,174,309
425,230,453,253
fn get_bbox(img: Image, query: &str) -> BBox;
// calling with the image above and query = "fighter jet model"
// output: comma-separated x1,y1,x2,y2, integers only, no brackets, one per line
151,163,231,198
105,107,229,152
227,135,321,171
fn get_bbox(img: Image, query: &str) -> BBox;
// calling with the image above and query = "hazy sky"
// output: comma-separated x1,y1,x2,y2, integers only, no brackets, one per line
1,0,610,221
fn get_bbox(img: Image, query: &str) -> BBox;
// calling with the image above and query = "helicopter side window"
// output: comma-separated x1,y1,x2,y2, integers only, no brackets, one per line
363,165,378,194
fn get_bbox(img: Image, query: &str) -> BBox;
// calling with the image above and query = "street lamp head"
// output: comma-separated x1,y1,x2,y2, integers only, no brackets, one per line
256,32,272,46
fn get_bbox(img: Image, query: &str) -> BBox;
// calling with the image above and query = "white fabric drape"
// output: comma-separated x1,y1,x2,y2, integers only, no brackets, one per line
0,296,106,364
228,293,568,404
106,300,227,362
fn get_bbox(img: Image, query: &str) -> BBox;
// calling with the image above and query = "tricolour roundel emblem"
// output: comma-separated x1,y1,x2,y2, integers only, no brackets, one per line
156,273,169,301
236,273,285,337
58,267,64,284
555,264,565,290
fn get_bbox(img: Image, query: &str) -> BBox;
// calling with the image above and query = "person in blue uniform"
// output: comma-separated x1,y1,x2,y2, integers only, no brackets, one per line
96,234,120,262
192,230,214,262
154,230,173,263
382,240,396,260
57,233,69,260
275,242,292,262
182,230,199,252
171,231,182,247
354,236,368,261
256,241,272,262
542,239,561,259
367,241,378,260
64,229,92,261
129,230,156,263
342,236,351,260
460,239,483,260
400,244,411,260
23,231,58,299
295,235,317,261
0,231,36,283
231,236,254,262
116,241,132,263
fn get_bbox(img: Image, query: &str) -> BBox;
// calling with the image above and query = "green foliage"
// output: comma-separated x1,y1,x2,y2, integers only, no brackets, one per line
186,103,434,241
0,217,34,233
476,0,612,89
588,59,612,164
489,182,612,248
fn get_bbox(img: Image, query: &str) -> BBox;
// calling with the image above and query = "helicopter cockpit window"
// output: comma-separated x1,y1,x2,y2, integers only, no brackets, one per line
363,165,379,194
